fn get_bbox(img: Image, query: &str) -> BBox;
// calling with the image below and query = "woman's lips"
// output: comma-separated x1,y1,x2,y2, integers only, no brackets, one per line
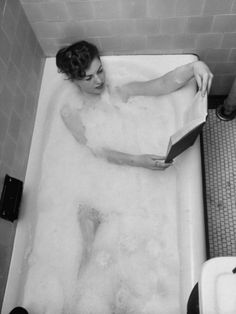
95,83,104,89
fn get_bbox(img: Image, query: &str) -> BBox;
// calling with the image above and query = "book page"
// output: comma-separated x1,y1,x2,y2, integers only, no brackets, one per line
165,91,208,163
169,117,205,145
183,91,208,125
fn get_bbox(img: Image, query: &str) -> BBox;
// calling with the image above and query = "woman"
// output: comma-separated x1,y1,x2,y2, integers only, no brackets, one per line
56,41,212,313
56,41,213,171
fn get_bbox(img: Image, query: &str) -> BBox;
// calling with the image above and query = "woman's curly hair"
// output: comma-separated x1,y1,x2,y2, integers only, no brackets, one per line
56,41,99,81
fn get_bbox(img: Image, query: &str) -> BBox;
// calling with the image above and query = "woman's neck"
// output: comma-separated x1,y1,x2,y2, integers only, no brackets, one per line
81,85,110,108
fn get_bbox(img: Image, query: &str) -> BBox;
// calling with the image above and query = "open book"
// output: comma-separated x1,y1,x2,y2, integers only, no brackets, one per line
165,92,208,163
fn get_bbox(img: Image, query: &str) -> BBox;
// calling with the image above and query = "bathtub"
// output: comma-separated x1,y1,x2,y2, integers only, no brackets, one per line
2,55,206,313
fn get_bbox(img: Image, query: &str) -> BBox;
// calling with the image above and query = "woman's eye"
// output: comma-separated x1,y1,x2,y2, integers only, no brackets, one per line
98,68,103,74
85,76,92,81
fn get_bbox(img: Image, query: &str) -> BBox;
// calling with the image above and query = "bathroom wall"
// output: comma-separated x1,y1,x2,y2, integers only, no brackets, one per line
0,0,45,308
20,0,236,95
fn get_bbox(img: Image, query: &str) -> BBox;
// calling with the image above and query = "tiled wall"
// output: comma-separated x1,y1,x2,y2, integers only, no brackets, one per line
0,0,45,308
20,0,236,95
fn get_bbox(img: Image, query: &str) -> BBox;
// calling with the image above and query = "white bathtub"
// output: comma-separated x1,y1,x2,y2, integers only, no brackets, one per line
2,55,206,314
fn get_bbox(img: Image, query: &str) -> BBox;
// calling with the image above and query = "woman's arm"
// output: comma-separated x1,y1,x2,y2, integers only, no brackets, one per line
99,148,171,170
60,104,87,145
61,106,171,170
120,61,213,100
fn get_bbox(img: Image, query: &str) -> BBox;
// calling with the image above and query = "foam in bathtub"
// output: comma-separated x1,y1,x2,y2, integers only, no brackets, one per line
20,81,180,313
165,92,207,163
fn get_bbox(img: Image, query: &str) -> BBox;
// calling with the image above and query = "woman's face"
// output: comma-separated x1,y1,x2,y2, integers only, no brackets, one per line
75,57,105,95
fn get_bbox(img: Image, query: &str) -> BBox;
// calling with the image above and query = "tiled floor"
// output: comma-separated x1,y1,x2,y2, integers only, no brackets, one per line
201,96,236,258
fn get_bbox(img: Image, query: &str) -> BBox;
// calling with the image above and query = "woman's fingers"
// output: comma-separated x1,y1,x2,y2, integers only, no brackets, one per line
207,73,214,94
201,72,214,96
195,74,202,93
197,72,214,96
154,160,172,170
194,61,214,96
144,155,173,170
203,73,208,96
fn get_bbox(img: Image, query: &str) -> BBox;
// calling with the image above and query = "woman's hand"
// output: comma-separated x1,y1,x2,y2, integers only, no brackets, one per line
193,61,213,97
136,154,172,171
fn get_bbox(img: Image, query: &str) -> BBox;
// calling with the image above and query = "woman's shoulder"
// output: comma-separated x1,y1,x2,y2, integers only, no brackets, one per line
60,85,83,115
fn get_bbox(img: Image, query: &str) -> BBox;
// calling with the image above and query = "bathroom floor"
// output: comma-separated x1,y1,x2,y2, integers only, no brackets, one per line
201,96,236,258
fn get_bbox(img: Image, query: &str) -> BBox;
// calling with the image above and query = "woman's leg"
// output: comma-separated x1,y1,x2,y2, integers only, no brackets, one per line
76,206,118,313
78,205,101,269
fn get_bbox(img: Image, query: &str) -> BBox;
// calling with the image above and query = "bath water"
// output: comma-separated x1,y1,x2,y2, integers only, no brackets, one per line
21,65,181,314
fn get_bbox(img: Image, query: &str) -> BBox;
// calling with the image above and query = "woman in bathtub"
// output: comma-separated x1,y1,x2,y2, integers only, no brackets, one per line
56,40,212,313
56,40,212,172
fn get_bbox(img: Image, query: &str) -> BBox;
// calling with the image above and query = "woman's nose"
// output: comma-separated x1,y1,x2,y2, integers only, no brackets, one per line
94,74,102,84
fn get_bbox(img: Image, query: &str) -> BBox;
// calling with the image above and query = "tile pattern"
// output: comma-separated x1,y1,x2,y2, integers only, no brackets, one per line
19,0,236,95
202,109,236,257
0,0,45,309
